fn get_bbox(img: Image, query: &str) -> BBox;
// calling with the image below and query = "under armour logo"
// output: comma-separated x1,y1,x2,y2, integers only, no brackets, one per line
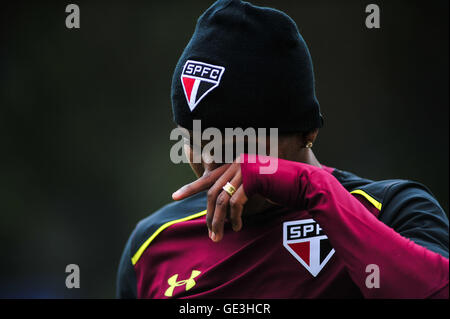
164,270,201,297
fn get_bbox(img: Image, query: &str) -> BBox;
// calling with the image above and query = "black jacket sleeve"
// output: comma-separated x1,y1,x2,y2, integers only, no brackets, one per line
378,181,449,258
116,228,137,299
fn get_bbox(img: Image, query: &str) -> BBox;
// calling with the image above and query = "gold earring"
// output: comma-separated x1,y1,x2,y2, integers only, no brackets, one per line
305,142,313,149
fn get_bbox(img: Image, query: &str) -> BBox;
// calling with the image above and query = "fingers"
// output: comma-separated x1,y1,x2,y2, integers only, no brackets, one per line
172,163,231,200
205,163,239,230
209,191,231,242
209,170,242,242
229,185,247,232
174,158,247,243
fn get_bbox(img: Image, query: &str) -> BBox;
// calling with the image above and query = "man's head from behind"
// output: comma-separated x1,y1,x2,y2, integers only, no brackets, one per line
171,0,323,178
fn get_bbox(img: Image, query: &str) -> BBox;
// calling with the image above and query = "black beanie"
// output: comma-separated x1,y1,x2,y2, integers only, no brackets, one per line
171,0,323,133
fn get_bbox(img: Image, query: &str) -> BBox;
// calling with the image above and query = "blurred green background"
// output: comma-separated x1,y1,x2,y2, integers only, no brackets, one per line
0,0,448,298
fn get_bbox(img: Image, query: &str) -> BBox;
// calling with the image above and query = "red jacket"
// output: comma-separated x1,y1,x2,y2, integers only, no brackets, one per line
117,155,449,298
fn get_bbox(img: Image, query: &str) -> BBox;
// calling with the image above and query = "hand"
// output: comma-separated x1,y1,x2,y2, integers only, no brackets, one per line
172,158,248,242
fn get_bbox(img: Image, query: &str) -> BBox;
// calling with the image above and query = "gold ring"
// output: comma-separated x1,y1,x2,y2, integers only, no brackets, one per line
222,182,236,197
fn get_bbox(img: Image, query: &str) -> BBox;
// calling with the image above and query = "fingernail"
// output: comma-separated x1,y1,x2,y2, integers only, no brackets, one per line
208,229,212,239
211,232,216,242
172,190,181,199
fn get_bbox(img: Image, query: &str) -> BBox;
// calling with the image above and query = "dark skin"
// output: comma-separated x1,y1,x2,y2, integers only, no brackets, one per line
172,128,321,242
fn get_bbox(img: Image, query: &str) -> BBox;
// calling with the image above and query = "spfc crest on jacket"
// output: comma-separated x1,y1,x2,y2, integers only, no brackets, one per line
180,60,225,111
283,219,335,277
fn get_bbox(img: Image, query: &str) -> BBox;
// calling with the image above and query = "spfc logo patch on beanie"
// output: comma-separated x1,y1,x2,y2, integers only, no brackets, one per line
283,219,335,277
181,60,225,111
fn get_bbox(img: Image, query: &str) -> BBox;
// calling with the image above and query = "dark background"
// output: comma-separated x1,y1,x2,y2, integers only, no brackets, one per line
0,0,448,298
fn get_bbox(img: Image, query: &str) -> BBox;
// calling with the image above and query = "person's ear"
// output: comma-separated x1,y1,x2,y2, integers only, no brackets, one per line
302,129,319,148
